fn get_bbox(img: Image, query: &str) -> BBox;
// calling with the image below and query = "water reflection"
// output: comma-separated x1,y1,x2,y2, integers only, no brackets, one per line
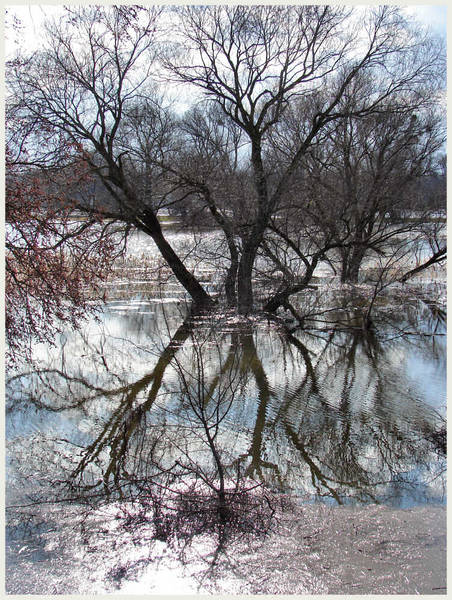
6,299,446,592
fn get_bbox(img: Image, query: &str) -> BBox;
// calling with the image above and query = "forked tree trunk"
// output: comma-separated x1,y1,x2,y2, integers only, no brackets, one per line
341,246,366,283
204,187,239,307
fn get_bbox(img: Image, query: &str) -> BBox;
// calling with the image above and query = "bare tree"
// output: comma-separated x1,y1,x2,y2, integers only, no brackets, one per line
165,5,444,314
6,5,445,323
259,92,445,316
302,104,444,283
7,5,215,309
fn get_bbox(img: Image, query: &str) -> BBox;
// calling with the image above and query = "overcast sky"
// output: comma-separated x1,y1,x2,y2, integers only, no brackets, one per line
5,3,448,54
404,4,447,38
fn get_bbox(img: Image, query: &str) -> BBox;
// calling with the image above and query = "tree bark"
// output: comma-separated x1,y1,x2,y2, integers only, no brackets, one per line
204,192,239,307
235,137,271,315
237,243,259,315
225,249,239,307
341,245,366,283
138,208,215,309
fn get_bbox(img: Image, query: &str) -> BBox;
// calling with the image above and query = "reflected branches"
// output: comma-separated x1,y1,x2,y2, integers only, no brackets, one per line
6,301,446,588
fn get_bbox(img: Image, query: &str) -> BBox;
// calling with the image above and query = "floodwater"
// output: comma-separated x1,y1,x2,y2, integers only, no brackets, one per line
5,289,446,594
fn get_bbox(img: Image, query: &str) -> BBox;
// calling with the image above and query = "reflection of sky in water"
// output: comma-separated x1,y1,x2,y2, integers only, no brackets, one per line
6,300,446,509
404,352,446,412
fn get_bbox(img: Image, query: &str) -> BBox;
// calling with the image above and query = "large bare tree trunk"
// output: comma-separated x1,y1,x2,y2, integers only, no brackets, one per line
139,209,215,309
236,255,254,315
237,242,260,315
341,246,366,283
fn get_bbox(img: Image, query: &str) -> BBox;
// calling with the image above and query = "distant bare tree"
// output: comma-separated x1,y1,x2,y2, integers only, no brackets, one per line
261,93,445,313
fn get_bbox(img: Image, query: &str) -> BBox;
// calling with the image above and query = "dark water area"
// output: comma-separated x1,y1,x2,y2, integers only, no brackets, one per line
5,296,446,593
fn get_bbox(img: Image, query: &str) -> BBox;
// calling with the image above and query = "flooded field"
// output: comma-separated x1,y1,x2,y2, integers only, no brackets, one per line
6,1,446,592
5,279,446,594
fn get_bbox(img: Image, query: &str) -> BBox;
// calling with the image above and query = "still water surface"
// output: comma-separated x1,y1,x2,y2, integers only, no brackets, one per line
5,295,446,593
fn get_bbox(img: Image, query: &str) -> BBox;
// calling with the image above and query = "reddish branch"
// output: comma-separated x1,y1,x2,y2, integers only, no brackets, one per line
5,146,117,366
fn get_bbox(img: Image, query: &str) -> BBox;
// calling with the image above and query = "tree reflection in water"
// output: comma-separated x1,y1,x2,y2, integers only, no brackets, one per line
6,299,446,591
